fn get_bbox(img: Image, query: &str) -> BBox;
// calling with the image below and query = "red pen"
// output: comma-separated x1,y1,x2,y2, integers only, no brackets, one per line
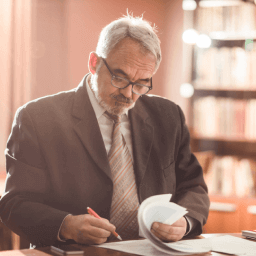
87,207,122,241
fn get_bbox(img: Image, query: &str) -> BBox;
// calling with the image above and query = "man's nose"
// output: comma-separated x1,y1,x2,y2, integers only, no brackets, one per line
120,84,133,99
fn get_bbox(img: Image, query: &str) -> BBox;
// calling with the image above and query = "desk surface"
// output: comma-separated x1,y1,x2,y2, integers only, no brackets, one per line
0,233,253,256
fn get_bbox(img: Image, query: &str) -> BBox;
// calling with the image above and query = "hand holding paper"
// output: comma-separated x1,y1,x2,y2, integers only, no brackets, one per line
96,194,211,255
151,216,187,242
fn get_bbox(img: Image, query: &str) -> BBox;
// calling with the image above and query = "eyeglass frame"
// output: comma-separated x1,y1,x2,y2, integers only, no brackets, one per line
101,58,153,95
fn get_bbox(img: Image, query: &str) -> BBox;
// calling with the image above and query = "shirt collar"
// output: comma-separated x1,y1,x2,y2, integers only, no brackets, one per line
86,75,105,120
85,75,129,120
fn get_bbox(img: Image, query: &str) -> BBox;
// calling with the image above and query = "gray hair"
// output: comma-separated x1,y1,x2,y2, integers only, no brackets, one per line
96,14,162,73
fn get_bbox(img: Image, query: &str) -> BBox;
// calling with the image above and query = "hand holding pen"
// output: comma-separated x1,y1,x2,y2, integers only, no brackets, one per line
59,210,118,245
87,207,122,240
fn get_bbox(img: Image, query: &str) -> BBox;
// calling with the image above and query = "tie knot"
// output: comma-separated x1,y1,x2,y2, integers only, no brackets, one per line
104,111,121,123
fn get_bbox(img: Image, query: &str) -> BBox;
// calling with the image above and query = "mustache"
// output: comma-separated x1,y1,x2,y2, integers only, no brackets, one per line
111,94,133,104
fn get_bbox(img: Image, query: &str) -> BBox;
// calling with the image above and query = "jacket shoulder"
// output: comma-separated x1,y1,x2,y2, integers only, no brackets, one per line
18,88,77,116
140,94,180,114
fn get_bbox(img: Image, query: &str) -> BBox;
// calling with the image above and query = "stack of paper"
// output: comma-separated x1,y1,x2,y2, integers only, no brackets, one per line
94,194,256,255
95,194,211,255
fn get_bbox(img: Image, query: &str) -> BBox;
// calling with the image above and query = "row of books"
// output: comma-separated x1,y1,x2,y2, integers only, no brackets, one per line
204,155,256,197
194,47,256,89
197,5,256,34
193,97,256,139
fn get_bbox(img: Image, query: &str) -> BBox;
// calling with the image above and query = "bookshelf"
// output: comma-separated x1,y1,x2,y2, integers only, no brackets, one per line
184,0,256,233
189,1,256,156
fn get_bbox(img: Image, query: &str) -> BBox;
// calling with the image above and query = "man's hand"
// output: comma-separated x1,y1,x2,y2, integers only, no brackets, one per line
150,217,187,242
59,214,116,245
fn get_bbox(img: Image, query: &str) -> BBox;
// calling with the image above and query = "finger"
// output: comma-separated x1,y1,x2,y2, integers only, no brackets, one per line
101,218,110,224
151,224,183,237
151,227,180,242
88,224,113,238
76,229,108,245
86,215,116,232
74,223,110,244
101,218,117,232
152,222,180,234
151,222,185,242
171,217,187,227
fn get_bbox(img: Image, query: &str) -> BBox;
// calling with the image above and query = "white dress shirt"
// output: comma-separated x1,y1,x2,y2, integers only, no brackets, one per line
85,76,134,161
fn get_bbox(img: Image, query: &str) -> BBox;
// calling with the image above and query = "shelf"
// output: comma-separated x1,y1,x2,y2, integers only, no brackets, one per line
209,38,254,48
209,30,256,40
194,31,256,48
196,0,256,7
193,88,256,99
191,134,256,157
192,133,256,143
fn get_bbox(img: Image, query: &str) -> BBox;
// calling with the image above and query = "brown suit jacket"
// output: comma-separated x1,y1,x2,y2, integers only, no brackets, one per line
0,75,210,247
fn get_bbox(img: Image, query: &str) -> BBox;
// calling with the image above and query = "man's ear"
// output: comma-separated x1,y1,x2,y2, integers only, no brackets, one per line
88,52,99,75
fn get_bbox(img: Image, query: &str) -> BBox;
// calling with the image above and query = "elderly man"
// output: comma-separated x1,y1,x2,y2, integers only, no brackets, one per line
0,15,209,248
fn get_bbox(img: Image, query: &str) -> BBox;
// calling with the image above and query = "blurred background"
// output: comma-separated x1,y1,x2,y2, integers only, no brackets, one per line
0,0,256,251
0,0,185,174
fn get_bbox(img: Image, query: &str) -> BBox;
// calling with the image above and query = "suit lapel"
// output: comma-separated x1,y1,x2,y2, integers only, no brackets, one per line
72,75,112,180
129,99,154,192
71,76,154,185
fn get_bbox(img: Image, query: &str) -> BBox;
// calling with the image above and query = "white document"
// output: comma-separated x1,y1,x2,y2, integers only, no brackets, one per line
95,235,256,256
96,239,170,256
94,195,256,255
209,235,256,255
95,194,211,255
96,238,212,256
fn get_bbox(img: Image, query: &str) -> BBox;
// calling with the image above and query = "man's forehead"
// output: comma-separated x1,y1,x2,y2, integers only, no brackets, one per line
106,39,156,74
108,37,155,62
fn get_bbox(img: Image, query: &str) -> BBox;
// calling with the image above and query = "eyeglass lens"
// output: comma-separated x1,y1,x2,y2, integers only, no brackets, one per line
111,77,150,95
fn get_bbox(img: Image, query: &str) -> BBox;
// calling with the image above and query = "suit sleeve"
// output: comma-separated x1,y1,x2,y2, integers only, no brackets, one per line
172,105,210,236
0,106,70,247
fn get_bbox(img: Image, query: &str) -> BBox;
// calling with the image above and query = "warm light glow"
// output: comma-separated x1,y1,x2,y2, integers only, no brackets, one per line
180,83,194,98
196,34,212,48
210,30,256,40
210,31,227,40
182,29,199,44
199,0,242,7
182,0,197,11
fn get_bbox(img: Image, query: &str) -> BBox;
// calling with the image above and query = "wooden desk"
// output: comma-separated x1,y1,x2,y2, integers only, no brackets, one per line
0,233,253,256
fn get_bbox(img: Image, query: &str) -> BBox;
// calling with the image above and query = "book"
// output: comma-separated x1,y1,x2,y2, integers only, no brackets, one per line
202,155,256,197
193,97,256,139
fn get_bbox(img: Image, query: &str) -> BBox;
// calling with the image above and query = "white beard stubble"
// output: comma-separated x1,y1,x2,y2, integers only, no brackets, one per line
90,72,135,116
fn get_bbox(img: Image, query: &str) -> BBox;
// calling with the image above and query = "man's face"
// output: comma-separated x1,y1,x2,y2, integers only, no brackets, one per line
90,38,156,115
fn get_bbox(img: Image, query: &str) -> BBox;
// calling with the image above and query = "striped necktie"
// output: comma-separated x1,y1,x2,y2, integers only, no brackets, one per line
104,112,140,240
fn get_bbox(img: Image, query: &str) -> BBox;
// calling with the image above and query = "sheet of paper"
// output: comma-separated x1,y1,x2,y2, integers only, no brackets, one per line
138,194,173,237
94,235,256,256
137,194,210,254
95,238,211,255
209,235,256,255
138,194,188,241
95,239,180,256
143,202,188,229
95,194,211,255
165,238,212,253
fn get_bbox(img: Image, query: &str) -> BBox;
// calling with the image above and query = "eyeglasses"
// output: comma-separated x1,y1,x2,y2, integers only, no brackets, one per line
101,58,152,95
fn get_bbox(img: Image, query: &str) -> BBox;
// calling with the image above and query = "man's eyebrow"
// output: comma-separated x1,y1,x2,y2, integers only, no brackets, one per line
113,68,151,82
113,68,128,77
139,78,151,82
